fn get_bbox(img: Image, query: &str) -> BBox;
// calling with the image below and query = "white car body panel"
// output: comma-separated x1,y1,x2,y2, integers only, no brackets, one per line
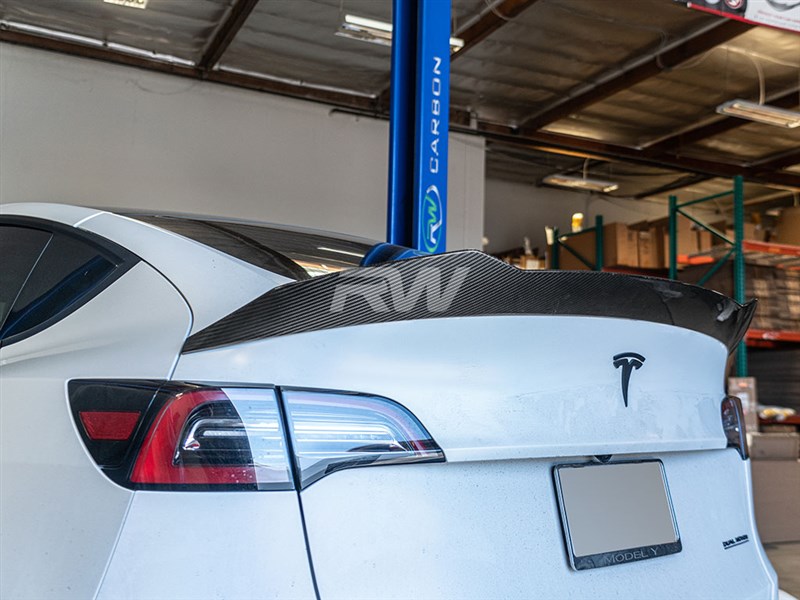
174,315,730,460
300,451,776,600
0,263,191,599
77,211,293,333
97,492,316,600
174,315,777,599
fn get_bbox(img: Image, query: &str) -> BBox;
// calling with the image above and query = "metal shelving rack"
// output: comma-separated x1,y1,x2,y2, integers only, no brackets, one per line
668,175,800,376
550,215,604,271
669,176,748,375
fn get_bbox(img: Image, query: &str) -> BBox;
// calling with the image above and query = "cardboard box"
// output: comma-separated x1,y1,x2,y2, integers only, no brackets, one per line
777,207,800,245
639,228,665,269
550,222,638,270
629,221,663,269
725,223,766,242
550,228,597,270
654,215,700,259
698,220,727,252
747,433,800,460
604,223,639,267
751,459,800,543
518,255,544,270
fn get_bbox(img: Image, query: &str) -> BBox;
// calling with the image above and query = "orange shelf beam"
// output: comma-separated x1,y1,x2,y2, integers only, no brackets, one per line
747,329,800,344
742,240,800,258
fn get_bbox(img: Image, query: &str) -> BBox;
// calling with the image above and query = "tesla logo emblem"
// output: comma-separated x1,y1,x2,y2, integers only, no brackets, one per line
613,352,646,407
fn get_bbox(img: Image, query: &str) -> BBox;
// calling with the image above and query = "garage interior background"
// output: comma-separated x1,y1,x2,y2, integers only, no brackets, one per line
2,0,797,253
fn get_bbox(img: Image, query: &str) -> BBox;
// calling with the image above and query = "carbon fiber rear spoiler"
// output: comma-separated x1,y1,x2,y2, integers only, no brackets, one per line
183,250,756,354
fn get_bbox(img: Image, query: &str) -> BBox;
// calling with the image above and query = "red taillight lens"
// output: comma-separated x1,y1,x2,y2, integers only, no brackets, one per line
130,388,292,489
79,411,140,441
70,381,444,491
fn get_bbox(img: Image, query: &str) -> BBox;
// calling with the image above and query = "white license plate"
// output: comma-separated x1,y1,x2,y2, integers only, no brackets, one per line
553,460,681,570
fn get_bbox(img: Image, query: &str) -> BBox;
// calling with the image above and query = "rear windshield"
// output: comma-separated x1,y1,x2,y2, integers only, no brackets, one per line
132,215,373,280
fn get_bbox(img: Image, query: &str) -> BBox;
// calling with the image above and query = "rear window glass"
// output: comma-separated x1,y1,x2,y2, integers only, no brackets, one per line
0,226,51,331
1,234,117,340
133,216,373,279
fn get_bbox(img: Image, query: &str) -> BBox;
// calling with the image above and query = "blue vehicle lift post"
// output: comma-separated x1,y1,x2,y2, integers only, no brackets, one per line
386,0,451,253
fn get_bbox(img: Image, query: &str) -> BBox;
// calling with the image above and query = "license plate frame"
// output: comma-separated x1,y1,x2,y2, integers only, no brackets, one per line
553,460,682,571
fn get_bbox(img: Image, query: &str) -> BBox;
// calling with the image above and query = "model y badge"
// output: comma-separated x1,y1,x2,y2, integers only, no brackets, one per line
613,352,646,407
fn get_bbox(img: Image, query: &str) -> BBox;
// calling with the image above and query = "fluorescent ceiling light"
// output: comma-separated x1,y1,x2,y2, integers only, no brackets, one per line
716,99,800,129
543,174,619,193
337,14,464,52
103,0,148,8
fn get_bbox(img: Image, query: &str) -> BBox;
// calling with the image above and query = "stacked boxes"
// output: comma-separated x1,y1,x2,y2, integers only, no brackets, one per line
751,459,800,543
750,431,800,543
678,263,800,331
777,207,800,245
548,222,639,270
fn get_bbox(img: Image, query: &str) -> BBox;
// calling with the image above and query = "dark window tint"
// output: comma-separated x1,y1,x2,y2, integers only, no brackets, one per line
133,216,373,279
0,226,52,332
1,234,116,340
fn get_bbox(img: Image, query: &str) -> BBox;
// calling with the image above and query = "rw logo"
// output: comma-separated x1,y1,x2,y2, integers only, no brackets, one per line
613,352,645,407
330,267,469,314
423,185,444,253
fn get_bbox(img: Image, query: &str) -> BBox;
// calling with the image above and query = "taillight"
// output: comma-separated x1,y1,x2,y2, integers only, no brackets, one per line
69,381,444,490
721,396,749,459
283,389,445,488
130,388,292,490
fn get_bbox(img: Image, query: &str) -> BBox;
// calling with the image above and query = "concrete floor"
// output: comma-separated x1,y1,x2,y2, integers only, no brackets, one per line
765,542,800,598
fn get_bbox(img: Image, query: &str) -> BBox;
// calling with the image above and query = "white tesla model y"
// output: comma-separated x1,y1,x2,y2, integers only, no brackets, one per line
0,203,779,599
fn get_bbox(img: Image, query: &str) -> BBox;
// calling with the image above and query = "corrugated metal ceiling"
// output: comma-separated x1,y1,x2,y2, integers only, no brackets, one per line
450,0,718,125
543,26,800,150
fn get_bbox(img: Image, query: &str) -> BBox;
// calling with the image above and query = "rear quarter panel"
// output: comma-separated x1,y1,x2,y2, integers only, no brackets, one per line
0,262,191,599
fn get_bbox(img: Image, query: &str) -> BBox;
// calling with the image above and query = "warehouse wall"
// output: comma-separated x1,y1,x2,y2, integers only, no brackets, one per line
484,177,714,254
0,43,485,251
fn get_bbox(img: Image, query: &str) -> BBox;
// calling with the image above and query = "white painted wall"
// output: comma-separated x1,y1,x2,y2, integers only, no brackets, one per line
484,177,715,254
0,43,484,251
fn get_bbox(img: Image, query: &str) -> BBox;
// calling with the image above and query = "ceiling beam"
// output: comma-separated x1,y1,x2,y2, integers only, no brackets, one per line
520,19,751,131
455,0,542,52
471,119,800,188
0,29,376,111
206,69,376,110
198,0,260,72
0,28,199,78
377,0,541,110
743,190,798,209
751,147,800,173
633,173,712,199
644,86,800,156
